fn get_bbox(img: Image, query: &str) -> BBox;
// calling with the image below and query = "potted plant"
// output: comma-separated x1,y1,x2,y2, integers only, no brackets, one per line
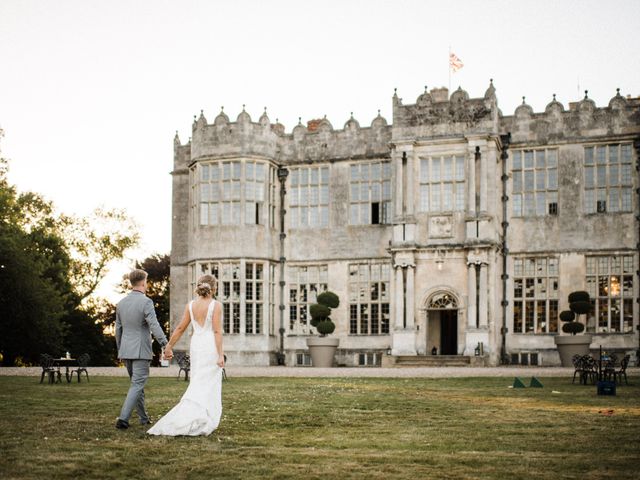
306,291,340,367
554,291,594,367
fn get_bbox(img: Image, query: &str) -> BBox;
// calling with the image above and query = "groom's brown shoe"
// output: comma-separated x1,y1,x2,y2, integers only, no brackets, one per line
115,419,129,429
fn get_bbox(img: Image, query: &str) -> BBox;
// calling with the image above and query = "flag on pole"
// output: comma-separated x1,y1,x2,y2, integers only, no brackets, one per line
449,52,464,73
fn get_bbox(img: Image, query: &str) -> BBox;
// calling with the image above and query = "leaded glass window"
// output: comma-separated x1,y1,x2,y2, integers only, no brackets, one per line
420,155,465,212
350,162,392,224
511,149,558,217
586,255,634,333
288,265,328,334
289,166,329,228
348,262,391,335
584,144,633,213
513,257,559,333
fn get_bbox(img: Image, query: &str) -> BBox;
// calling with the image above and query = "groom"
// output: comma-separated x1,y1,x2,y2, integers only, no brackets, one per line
115,269,169,429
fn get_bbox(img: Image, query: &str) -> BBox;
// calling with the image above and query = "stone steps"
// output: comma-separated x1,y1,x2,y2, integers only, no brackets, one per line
394,355,472,367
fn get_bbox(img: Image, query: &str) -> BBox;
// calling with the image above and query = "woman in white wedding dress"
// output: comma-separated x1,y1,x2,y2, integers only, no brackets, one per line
148,274,224,436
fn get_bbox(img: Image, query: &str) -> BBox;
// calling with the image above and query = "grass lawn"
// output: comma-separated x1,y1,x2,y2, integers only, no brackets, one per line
0,375,638,479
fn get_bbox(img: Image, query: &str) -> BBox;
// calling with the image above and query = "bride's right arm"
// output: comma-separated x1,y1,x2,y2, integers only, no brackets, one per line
165,305,191,358
212,302,224,367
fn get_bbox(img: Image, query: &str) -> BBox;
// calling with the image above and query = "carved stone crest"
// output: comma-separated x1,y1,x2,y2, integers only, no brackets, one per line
429,215,453,238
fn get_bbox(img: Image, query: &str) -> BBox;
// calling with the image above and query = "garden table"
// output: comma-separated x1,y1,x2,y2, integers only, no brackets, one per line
53,358,77,383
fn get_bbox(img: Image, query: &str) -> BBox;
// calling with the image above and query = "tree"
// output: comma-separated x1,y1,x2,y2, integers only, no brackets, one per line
63,208,139,303
0,141,71,364
0,130,140,366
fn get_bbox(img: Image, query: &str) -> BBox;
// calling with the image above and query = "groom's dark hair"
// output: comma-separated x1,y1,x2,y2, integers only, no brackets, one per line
129,269,148,287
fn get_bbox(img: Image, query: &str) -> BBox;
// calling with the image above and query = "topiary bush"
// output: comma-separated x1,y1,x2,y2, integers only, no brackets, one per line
559,290,591,335
310,290,340,336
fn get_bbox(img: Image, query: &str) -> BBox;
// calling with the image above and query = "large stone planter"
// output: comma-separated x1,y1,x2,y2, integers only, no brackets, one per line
306,337,339,368
554,334,593,367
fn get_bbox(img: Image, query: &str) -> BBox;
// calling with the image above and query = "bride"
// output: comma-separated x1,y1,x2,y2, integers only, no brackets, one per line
148,274,224,436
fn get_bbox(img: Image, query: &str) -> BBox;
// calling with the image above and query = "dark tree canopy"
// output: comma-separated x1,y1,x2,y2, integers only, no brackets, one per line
0,135,139,366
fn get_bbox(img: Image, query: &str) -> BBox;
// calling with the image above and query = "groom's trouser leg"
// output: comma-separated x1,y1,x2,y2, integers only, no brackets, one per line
119,359,150,423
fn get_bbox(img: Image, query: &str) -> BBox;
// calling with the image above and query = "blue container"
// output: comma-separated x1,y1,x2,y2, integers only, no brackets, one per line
597,381,616,396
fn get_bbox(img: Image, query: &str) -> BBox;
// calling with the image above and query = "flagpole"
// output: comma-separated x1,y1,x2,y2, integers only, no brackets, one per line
448,45,451,92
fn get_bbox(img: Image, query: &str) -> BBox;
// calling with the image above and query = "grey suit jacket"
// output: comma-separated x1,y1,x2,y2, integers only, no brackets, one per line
115,291,168,360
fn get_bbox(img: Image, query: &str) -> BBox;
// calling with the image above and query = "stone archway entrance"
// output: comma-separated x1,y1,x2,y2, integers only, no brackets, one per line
426,292,459,356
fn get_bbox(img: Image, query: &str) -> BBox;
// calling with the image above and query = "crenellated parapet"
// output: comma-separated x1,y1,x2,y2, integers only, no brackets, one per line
174,107,392,167
278,112,391,164
172,84,640,169
502,89,640,144
189,106,281,162
392,81,500,141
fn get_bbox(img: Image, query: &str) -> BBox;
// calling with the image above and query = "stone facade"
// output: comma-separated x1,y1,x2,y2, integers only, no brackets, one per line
171,82,640,366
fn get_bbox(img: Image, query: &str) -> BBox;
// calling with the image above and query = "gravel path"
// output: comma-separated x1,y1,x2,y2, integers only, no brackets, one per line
4,365,636,378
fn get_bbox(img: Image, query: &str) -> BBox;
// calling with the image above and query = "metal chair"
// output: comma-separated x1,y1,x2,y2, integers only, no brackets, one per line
176,352,190,381
614,355,630,385
602,354,618,382
571,354,584,384
39,354,61,384
69,353,90,382
580,355,598,385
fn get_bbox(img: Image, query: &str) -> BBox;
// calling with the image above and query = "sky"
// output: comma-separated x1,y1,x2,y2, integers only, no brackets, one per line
1,0,639,299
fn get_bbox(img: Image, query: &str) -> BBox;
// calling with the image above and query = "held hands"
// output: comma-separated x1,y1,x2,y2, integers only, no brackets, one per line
163,345,174,360
217,355,225,368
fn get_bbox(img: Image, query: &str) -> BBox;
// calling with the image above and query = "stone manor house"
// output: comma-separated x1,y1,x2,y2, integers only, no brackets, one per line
170,81,640,366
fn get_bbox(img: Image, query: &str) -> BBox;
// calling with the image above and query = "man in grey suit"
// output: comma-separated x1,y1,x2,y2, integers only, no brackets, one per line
115,269,169,429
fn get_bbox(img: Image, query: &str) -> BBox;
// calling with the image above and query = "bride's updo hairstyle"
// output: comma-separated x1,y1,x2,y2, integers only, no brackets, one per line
195,274,217,297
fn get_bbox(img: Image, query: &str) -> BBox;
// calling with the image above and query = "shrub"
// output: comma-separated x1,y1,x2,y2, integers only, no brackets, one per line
317,291,340,309
559,291,591,336
309,290,340,337
316,320,336,335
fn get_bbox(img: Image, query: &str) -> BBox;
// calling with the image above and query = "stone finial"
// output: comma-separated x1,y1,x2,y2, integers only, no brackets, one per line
515,96,533,116
371,109,387,128
174,130,180,145
236,106,251,123
298,117,302,125
584,90,589,99
259,107,270,126
214,106,229,126
424,85,428,92
484,78,496,99
196,109,207,127
545,93,564,113
608,87,627,109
